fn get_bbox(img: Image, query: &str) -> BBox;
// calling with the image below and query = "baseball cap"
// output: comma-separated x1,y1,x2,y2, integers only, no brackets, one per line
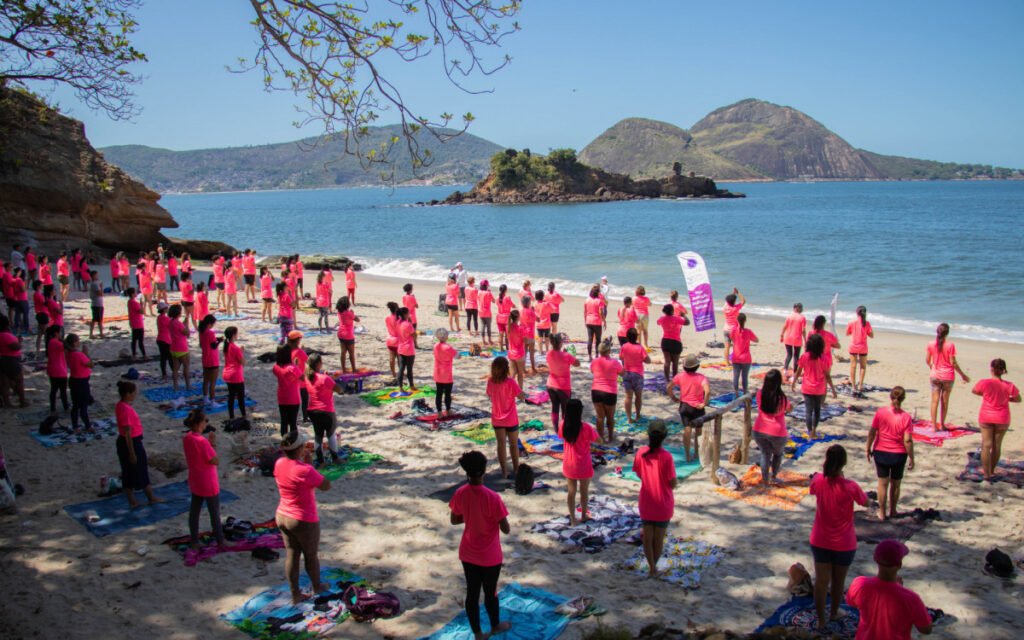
873,539,909,566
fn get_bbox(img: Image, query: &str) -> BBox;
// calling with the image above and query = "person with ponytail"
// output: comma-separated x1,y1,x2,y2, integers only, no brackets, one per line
486,356,526,479
222,326,246,420
273,346,302,436
546,332,580,430
808,444,867,631
495,283,515,352
44,324,68,414
547,281,564,335
972,358,1020,480
115,380,162,508
729,312,759,396
304,353,344,466
384,301,400,380
478,280,494,345
314,271,331,332
753,369,791,486
591,339,624,443
926,322,970,431
276,281,294,346
583,285,605,360
657,303,687,384
287,330,310,422
620,327,651,423
168,304,191,393
560,399,598,525
781,302,807,377
846,305,874,392
633,419,677,578
396,307,417,392
811,315,841,373
616,295,638,347
867,387,915,520
260,266,275,323
182,409,227,548
335,295,360,373
65,333,93,430
401,283,419,350
792,333,837,437
198,314,221,404
432,328,460,417
505,309,527,389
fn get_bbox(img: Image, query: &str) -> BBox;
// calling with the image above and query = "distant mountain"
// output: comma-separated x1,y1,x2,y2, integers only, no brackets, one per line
100,126,503,193
581,99,1022,181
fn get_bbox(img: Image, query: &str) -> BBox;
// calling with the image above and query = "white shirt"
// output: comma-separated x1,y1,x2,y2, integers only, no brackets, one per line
454,267,468,287
11,250,24,271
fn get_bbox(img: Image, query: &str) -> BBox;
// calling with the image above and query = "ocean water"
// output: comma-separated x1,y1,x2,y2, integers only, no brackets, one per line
162,181,1024,344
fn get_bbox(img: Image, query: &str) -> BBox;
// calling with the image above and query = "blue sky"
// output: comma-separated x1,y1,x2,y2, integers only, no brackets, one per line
48,0,1024,167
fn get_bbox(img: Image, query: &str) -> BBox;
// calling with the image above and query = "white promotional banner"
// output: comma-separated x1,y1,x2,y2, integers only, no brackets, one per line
676,251,716,332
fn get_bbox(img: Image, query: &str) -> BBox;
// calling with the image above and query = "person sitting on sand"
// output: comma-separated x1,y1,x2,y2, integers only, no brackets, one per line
486,356,526,479
633,419,677,578
667,353,710,462
115,381,163,508
753,369,791,487
846,539,933,639
867,387,916,520
560,399,598,525
275,431,332,603
972,358,1021,481
926,322,970,432
182,409,227,548
449,450,512,640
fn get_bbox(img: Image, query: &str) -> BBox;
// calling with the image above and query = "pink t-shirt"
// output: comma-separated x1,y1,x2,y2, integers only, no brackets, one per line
730,327,757,364
973,377,1019,425
33,290,47,315
616,306,637,337
119,258,130,277
723,302,743,329
315,282,331,307
633,446,676,521
345,267,356,289
212,263,224,284
180,280,194,303
169,318,189,352
535,301,551,329
200,328,220,368
658,314,685,342
478,290,493,318
402,293,418,323
846,320,872,355
397,320,416,357
620,342,647,375
183,432,219,497
496,296,515,324
672,371,707,406
274,456,324,522
242,255,256,275
46,337,68,378
871,406,913,454
195,291,209,319
519,307,536,337
433,342,456,384
109,258,120,278
584,297,604,326
384,314,399,348
0,331,19,358
754,390,791,438
260,275,273,299
633,295,651,316
116,401,143,438
590,356,623,394
47,298,63,326
291,348,309,373
127,298,144,329
156,313,171,344
57,257,70,277
846,576,932,640
306,373,337,413
225,274,237,295
809,474,867,551
40,263,52,285
507,323,526,360
559,421,598,479
547,292,563,313
278,291,294,319
486,377,522,427
926,340,957,381
812,329,839,370
462,285,475,307
546,350,579,392
445,282,460,306
68,350,91,379
449,484,508,567
222,342,244,383
154,264,166,283
336,309,355,341
797,352,828,395
671,300,687,318
782,312,806,347
273,363,303,405
168,256,179,276
138,271,152,295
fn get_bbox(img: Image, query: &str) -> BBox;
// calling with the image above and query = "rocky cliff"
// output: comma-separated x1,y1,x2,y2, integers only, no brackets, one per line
0,87,177,255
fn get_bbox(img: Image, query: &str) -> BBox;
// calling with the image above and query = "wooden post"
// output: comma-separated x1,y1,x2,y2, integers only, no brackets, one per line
712,416,722,482
741,397,752,464
692,391,755,485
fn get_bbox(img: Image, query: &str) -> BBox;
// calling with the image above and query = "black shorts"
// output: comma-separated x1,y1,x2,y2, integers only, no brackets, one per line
35,312,49,326
298,278,305,288
338,338,355,346
550,312,560,323
262,297,274,303
617,335,628,346
810,544,856,567
90,306,103,322
642,519,670,528
874,451,908,480
679,402,706,428
661,338,683,355
216,282,225,290
591,390,617,406
244,274,255,285
492,424,518,432
537,328,551,338
0,356,22,377
58,275,69,285
446,304,459,312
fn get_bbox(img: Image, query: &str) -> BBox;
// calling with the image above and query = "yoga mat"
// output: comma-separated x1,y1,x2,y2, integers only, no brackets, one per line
522,433,623,463
360,386,435,406
64,481,239,537
957,450,1024,487
713,466,809,511
160,395,256,419
755,595,859,637
163,518,284,566
785,431,847,460
613,412,683,435
318,446,384,481
620,537,725,588
609,445,702,483
419,583,571,640
30,416,118,448
16,404,111,426
142,381,223,402
395,403,490,429
451,423,497,444
910,420,977,447
428,471,548,503
530,495,641,553
854,511,928,544
788,403,847,422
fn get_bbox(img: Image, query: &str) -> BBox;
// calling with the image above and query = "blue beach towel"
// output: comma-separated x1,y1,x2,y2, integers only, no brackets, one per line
420,583,571,640
142,382,223,402
610,445,702,482
64,481,239,537
788,403,847,422
30,417,118,448
755,595,859,637
785,431,847,460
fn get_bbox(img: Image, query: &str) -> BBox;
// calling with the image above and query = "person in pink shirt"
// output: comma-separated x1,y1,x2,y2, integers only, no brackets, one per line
287,331,311,422
620,328,651,423
118,253,131,292
445,274,462,332
179,272,196,331
753,370,791,486
154,259,169,305
109,253,121,293
305,353,344,466
222,327,247,420
293,255,305,298
486,357,526,478
44,325,68,413
56,251,71,301
275,431,332,603
0,315,27,407
155,301,172,380
242,249,257,302
69,249,81,291
811,315,841,374
495,284,515,352
138,263,154,317
559,399,598,525
669,289,689,320
657,303,688,383
448,451,512,639
274,346,303,436
722,288,746,364
616,296,638,346
505,310,527,390
402,283,419,350
729,312,759,396
276,282,295,346
314,272,331,332
633,286,652,350
335,296,360,372
533,290,551,356
925,322,970,432
668,354,711,462
45,286,64,339
809,445,868,632
867,387,916,520
182,408,227,547
583,285,605,360
260,267,275,323
65,333,93,430
167,304,191,392
211,255,226,311
194,281,210,327
464,276,479,336
519,296,538,374
545,333,580,430
478,280,494,345
792,334,837,437
223,263,239,316
633,420,677,578
168,253,179,292
125,287,146,360
590,340,624,443
396,307,417,391
518,279,532,306
846,305,874,392
546,282,564,335
781,302,807,377
38,255,52,287
115,381,163,508
972,358,1020,480
344,263,357,305
25,247,37,281
383,302,400,381
32,280,49,355
197,315,221,403
433,328,460,416
847,539,933,640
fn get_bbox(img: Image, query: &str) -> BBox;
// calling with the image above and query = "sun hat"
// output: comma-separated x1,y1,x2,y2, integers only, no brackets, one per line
287,330,303,340
683,353,700,369
280,432,307,451
873,539,909,566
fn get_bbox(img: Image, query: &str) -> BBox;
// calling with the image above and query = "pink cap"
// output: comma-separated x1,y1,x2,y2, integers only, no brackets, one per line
873,539,909,566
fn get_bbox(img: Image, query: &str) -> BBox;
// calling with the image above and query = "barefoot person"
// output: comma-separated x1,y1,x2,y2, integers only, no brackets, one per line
926,322,970,431
115,381,162,508
445,274,462,332
657,303,686,384
275,431,332,603
448,450,512,640
182,409,227,548
729,312,758,396
633,419,677,578
486,356,526,478
972,358,1020,481
781,302,807,377
620,328,651,423
668,354,710,462
722,288,745,363
590,339,623,443
867,387,916,520
846,305,873,392
560,399,597,525
433,328,460,417
792,333,838,437
847,540,933,639
753,369,791,487
545,332,580,430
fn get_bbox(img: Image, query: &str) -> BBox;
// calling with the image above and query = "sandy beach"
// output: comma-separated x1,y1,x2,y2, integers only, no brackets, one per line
1,265,1022,639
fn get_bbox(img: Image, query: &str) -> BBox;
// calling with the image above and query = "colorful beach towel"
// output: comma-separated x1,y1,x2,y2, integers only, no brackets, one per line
221,566,364,638
451,423,498,444
522,433,622,464
360,385,435,406
159,394,257,419
755,595,859,637
457,348,509,359
420,583,571,640
613,412,683,435
64,481,240,537
609,445,701,483
429,471,548,503
30,416,118,447
713,466,810,511
835,383,892,397
854,511,928,544
957,450,1024,487
319,446,384,481
642,372,668,392
213,312,250,321
163,518,284,566
789,403,847,422
910,420,977,447
396,403,490,429
530,495,641,553
621,537,725,589
525,389,550,405
16,404,111,426
784,431,848,460
331,368,383,383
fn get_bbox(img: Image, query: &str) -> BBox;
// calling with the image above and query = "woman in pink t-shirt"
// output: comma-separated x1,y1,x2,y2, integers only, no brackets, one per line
335,296,360,373
505,310,527,390
478,280,494,345
495,284,515,352
657,303,687,383
260,267,275,323
182,408,226,547
383,301,400,380
275,431,332,603
616,296,638,346
445,274,462,332
867,386,915,520
314,272,331,332
274,346,303,436
583,285,605,360
846,305,874,392
44,325,68,413
115,380,162,508
194,282,210,326
780,302,807,377
811,315,841,373
668,354,710,462
633,286,652,350
519,296,538,374
305,353,344,466
590,340,624,443
464,276,479,336
729,312,759,396
809,445,868,631
179,272,197,331
486,357,526,478
926,322,970,432
633,420,677,578
620,328,651,424
276,282,294,345
64,333,94,430
533,290,552,356
546,333,580,430
197,314,220,402
222,326,247,420
396,307,417,391
433,328,460,416
792,334,837,437
167,304,191,393
546,282,564,334
753,369,791,486
344,264,356,304
448,451,512,638
972,358,1021,480
401,282,419,349
559,399,598,525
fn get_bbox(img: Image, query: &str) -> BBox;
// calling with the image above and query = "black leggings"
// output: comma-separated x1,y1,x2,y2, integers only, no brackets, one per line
785,344,802,371
549,387,570,428
49,376,69,413
481,317,492,341
189,494,224,544
227,381,246,419
157,340,171,377
462,561,502,635
309,410,337,461
586,324,602,358
435,382,453,413
131,328,146,357
69,377,91,429
300,387,309,421
398,354,415,388
279,404,299,436
465,309,478,332
803,393,825,432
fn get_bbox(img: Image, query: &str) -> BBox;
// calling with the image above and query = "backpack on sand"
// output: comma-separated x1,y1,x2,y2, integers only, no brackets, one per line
514,463,535,495
343,584,402,621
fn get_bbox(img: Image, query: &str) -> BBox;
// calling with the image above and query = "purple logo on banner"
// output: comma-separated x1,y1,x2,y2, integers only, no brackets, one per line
676,251,716,332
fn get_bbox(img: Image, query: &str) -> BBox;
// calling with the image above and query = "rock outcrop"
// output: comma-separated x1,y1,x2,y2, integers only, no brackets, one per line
165,237,238,260
0,87,178,255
